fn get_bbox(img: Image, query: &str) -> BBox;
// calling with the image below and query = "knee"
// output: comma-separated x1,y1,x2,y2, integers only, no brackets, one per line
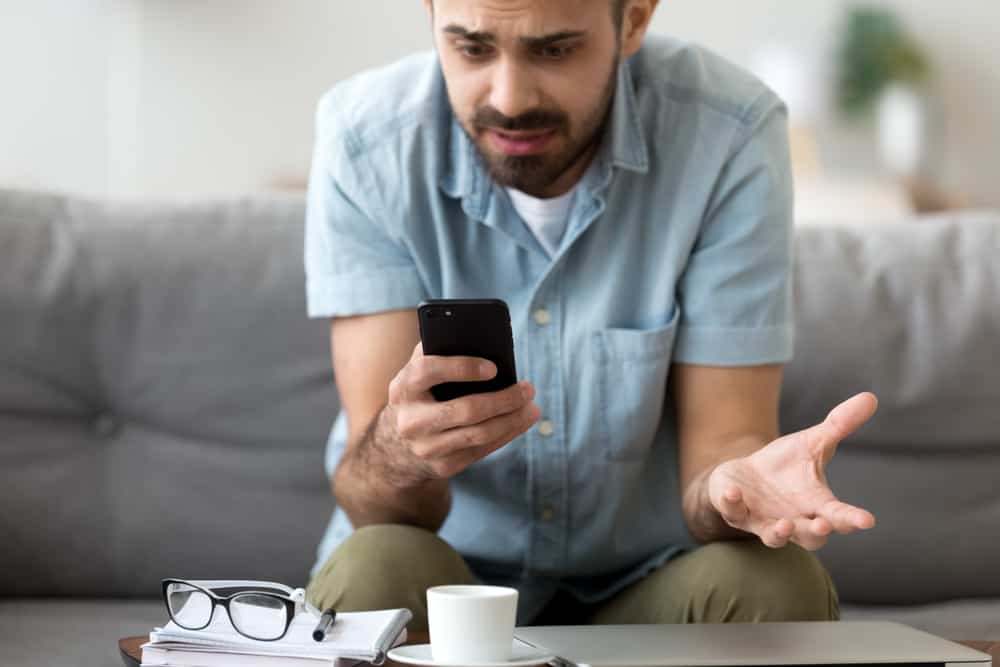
690,541,839,622
334,524,466,575
306,524,475,631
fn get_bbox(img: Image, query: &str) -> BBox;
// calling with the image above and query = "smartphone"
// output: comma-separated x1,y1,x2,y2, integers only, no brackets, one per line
417,298,518,402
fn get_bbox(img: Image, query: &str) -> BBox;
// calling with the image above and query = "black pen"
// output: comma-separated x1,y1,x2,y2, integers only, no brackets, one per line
312,608,337,642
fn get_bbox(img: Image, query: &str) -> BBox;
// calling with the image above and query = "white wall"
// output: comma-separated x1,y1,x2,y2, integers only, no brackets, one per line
1,1,997,205
1,1,118,195
660,0,1000,209
126,1,433,197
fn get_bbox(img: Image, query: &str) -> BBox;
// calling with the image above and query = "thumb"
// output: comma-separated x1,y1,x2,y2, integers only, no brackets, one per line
809,392,879,463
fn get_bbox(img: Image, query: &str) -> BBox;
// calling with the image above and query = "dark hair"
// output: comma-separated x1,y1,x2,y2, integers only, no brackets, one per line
613,0,628,30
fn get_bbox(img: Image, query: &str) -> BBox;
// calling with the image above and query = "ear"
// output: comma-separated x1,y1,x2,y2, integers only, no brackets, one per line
620,0,660,59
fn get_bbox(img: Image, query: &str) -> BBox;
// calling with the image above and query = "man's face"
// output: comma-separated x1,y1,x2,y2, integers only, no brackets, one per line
431,0,622,197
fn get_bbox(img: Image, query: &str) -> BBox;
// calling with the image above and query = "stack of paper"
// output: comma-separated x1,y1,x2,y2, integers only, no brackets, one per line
142,608,411,667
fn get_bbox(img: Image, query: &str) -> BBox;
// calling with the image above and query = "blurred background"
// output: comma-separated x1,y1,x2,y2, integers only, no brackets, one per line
1,0,997,222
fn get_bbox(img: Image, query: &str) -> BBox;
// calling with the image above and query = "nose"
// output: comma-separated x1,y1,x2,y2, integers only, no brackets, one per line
488,57,541,121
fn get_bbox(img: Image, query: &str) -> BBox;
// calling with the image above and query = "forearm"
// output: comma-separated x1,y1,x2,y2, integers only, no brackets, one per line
681,434,768,543
333,408,452,532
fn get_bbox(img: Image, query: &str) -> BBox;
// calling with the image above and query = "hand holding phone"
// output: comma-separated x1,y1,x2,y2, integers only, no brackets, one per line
377,338,540,483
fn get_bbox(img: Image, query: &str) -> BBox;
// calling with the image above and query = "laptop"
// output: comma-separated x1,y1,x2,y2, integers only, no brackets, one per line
514,622,992,667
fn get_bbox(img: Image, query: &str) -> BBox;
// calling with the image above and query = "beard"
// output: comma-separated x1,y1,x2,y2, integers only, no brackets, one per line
461,57,620,195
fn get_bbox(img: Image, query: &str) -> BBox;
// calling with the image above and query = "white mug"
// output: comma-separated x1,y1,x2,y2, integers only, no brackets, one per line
427,585,519,664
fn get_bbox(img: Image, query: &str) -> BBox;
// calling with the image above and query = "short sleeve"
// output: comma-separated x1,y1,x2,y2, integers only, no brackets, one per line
673,92,795,366
304,92,427,319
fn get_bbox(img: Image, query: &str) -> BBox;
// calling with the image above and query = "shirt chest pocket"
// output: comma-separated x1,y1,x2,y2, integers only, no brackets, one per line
592,307,679,462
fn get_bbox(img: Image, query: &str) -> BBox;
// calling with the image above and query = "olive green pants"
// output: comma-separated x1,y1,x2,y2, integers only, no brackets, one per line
306,524,839,632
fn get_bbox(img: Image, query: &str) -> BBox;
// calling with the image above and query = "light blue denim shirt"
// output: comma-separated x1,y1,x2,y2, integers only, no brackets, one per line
304,34,794,622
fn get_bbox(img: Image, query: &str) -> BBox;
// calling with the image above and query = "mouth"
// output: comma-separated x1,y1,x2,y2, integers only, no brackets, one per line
486,128,557,156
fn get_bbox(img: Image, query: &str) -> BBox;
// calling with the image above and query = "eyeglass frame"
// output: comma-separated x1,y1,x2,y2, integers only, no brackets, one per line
161,578,307,642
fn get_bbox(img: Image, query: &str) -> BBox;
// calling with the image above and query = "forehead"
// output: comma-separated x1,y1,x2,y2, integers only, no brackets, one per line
433,0,609,35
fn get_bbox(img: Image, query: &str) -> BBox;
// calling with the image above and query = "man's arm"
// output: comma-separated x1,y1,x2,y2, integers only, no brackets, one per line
673,363,879,551
674,363,782,544
328,310,540,533
328,310,450,531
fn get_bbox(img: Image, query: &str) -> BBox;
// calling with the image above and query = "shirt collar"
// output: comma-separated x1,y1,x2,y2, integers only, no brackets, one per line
439,55,650,214
606,54,650,174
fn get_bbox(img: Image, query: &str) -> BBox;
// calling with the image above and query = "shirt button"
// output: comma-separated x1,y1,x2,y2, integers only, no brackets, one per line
533,308,551,326
538,419,555,437
540,506,556,522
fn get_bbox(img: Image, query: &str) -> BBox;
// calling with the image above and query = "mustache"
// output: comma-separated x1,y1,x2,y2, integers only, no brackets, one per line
472,106,567,132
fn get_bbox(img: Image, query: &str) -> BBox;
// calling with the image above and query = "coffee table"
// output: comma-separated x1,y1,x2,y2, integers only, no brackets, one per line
118,634,996,667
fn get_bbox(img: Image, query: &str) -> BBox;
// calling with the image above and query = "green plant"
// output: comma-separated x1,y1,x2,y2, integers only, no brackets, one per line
836,6,931,117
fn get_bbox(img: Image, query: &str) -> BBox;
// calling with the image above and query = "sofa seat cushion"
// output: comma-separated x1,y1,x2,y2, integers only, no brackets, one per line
840,598,1000,640
0,598,164,667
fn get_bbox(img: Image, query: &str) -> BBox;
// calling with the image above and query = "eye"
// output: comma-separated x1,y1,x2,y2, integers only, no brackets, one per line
456,42,493,60
538,44,576,60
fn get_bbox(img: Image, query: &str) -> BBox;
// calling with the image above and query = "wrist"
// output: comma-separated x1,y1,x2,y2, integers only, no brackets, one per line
365,405,441,489
335,408,452,531
681,467,712,541
683,464,748,544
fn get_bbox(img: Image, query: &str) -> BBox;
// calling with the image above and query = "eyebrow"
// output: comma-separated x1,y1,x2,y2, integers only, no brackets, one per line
522,30,587,49
443,25,496,42
442,24,587,48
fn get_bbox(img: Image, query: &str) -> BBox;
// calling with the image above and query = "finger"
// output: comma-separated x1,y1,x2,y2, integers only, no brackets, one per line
717,486,750,528
396,382,534,437
800,392,879,460
810,516,834,536
390,344,436,403
432,382,534,432
758,518,793,549
789,517,831,551
819,499,876,534
432,430,527,479
427,404,541,478
408,355,497,392
416,401,541,459
388,342,428,404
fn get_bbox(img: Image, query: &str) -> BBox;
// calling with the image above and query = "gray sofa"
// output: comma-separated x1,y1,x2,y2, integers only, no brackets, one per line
1,187,998,667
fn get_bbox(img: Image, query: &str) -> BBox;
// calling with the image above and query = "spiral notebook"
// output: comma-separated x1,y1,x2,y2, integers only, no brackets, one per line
144,608,411,667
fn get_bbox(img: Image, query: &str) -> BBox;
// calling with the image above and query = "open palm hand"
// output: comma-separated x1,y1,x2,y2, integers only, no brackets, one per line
708,393,879,551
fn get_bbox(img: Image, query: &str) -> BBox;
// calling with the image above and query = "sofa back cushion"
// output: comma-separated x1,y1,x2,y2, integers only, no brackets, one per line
784,213,1000,603
0,189,337,597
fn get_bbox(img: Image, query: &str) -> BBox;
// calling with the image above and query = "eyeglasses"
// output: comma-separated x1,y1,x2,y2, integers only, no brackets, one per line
161,579,309,641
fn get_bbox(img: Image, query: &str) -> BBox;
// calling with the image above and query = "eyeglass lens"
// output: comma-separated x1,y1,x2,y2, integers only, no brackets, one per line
166,582,288,640
166,582,213,629
229,593,288,640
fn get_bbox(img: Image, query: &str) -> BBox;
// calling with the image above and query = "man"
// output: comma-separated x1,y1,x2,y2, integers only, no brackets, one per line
304,0,878,631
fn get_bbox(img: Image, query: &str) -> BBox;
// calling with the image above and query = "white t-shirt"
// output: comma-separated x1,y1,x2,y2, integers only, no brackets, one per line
506,187,576,257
